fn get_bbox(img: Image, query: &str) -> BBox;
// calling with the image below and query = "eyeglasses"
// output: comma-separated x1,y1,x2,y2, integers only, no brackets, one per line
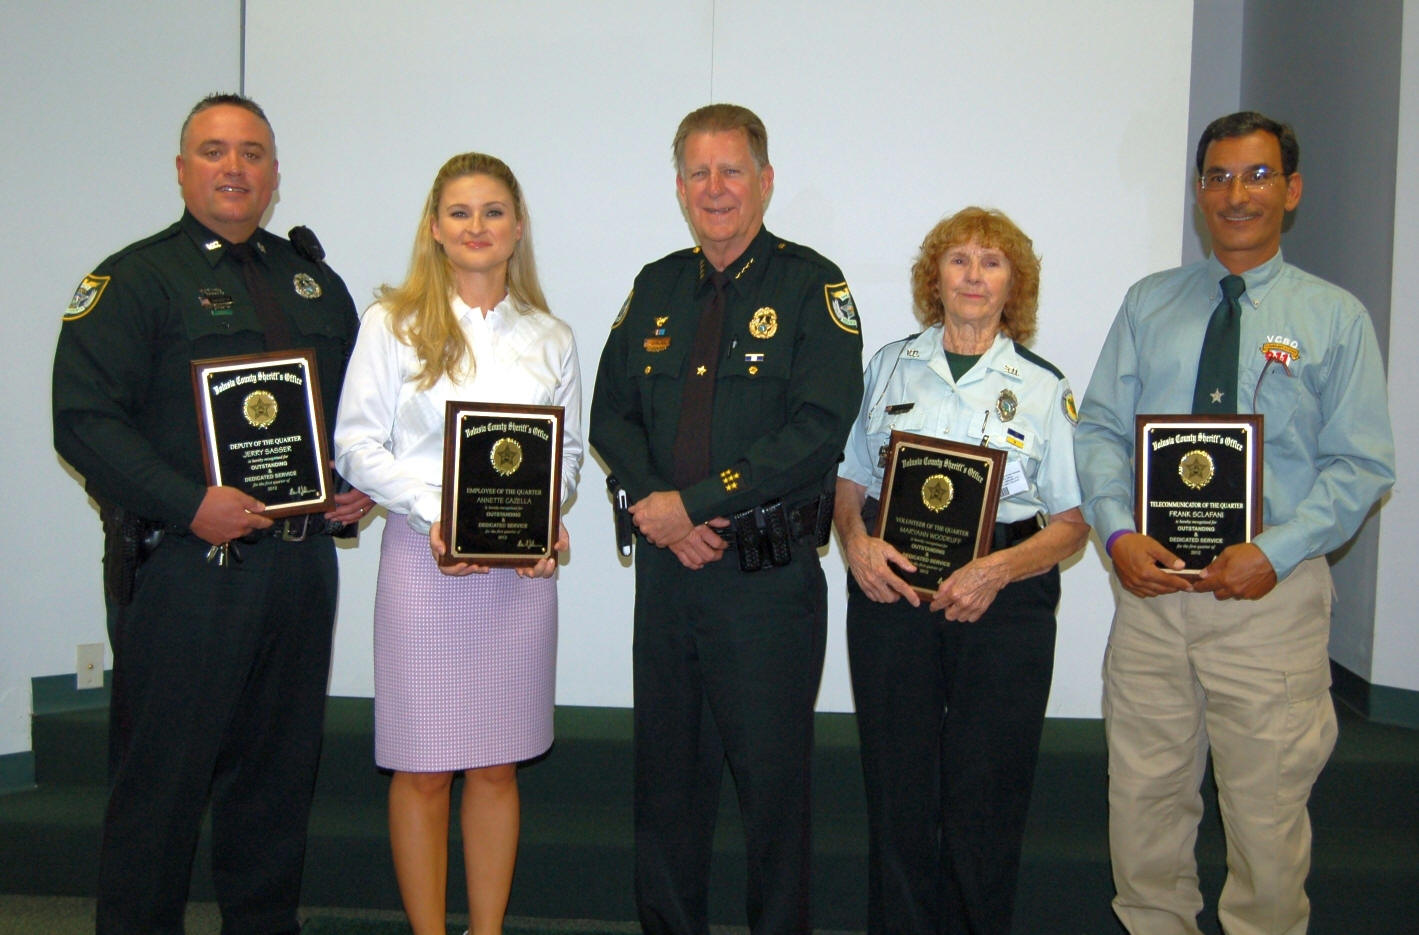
1198,166,1287,192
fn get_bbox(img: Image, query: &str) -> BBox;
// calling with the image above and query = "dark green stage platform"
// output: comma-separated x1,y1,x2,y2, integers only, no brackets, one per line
3,691,1417,933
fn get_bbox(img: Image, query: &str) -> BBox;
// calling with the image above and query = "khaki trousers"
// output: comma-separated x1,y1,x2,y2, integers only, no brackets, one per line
1103,557,1337,935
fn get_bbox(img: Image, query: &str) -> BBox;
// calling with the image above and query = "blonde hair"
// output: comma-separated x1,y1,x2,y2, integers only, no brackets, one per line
376,153,549,389
909,206,1041,342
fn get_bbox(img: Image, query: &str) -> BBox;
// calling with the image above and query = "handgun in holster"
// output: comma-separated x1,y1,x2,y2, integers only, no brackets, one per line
606,475,634,556
97,498,161,606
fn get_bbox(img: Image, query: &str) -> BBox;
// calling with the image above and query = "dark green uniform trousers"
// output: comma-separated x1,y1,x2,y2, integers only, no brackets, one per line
98,533,336,935
632,542,828,935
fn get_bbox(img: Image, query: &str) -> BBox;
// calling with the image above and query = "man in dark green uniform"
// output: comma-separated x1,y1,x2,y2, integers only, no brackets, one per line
589,103,864,935
51,93,371,935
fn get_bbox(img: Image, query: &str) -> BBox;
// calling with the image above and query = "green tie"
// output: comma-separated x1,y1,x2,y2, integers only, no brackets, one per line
1192,274,1246,414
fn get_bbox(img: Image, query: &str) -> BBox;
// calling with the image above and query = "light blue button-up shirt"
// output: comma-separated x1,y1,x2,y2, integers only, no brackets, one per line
1074,251,1395,579
841,327,1082,524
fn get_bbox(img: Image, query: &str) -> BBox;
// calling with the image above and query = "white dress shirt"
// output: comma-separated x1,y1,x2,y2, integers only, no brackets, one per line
334,294,583,533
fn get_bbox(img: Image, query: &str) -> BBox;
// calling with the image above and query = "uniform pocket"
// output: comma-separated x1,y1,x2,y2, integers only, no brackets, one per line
1277,659,1337,801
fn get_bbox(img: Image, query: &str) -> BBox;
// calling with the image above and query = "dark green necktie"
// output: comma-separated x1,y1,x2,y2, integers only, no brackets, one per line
1192,274,1246,414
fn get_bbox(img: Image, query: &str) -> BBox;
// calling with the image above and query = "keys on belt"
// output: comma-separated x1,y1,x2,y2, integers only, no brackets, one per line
205,514,329,565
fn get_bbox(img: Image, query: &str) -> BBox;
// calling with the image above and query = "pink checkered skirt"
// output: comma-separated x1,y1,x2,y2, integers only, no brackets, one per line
373,513,557,771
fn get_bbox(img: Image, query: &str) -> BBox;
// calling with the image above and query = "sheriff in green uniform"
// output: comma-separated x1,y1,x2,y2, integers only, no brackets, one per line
589,104,864,935
51,94,372,935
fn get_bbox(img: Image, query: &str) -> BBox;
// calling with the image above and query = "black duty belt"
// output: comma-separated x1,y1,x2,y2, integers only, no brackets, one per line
249,513,342,542
162,513,346,543
862,496,1044,553
714,492,835,573
993,513,1046,550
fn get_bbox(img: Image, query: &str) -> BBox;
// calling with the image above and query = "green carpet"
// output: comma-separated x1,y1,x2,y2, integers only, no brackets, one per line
300,916,640,934
6,694,1418,934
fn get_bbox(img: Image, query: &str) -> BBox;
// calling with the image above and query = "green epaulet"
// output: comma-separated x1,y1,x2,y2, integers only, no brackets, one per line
1013,341,1065,380
770,237,835,272
95,220,185,271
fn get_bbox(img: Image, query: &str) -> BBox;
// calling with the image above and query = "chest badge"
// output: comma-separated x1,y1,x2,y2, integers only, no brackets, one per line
995,388,1019,422
643,336,670,352
293,272,322,299
749,307,778,339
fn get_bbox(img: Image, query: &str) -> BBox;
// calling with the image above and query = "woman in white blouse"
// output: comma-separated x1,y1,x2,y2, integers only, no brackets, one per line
334,153,582,935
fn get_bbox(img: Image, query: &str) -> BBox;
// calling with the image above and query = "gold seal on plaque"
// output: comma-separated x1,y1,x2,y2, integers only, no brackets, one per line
921,474,954,512
491,437,523,476
1179,450,1214,490
242,390,278,428
749,307,778,339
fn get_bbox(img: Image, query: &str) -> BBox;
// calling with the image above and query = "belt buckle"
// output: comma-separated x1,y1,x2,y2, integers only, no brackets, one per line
280,514,313,542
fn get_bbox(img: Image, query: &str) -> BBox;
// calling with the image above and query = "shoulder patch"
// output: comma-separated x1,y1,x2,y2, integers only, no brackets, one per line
824,282,860,334
1011,341,1065,380
611,289,633,329
1062,389,1078,424
63,274,110,321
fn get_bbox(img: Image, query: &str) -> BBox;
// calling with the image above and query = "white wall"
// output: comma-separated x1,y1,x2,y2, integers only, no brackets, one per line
1373,0,1419,693
246,0,1195,716
3,3,240,759
5,1,1200,759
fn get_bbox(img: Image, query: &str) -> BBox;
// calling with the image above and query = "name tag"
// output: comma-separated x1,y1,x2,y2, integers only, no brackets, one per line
1001,458,1029,497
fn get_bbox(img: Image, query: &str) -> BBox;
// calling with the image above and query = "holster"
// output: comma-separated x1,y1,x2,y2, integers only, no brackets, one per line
98,499,160,606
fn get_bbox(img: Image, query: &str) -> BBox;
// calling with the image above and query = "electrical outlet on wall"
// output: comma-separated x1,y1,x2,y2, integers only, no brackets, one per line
77,643,105,690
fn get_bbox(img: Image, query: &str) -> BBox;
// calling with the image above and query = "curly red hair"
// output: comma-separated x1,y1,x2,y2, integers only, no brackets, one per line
909,207,1041,342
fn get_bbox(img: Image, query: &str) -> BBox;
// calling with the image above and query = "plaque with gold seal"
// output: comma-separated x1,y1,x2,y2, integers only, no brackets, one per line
440,402,564,567
874,431,1006,599
1135,414,1263,575
191,349,334,518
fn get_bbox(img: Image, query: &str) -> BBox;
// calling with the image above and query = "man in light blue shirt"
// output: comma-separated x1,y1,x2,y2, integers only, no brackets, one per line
1075,112,1394,935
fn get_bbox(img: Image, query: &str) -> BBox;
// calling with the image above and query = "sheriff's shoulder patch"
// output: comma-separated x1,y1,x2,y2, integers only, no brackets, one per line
824,282,859,334
1062,389,1078,425
64,274,111,321
612,289,633,329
